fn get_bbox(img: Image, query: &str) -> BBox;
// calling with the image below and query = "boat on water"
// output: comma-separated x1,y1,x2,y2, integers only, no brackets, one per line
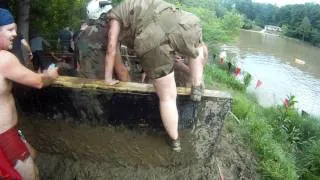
294,58,306,65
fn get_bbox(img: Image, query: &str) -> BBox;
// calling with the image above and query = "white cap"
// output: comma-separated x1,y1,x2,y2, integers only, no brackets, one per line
87,0,112,20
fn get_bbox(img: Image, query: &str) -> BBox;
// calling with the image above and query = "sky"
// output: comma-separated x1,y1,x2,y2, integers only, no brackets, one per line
253,0,320,7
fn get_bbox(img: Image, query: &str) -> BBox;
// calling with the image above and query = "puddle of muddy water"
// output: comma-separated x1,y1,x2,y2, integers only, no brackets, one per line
19,115,219,179
18,114,259,180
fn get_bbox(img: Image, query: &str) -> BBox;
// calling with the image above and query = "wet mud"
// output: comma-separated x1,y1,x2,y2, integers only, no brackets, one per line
14,82,258,179
19,115,259,180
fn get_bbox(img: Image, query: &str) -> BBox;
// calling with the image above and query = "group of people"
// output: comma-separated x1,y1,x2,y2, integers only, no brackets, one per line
30,28,78,74
0,0,208,179
10,29,66,74
14,25,76,74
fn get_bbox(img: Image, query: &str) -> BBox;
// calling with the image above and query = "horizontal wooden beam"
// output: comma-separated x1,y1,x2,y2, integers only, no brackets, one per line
53,76,232,99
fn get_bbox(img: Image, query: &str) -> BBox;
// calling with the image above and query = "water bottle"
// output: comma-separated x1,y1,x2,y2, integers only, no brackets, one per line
49,63,56,69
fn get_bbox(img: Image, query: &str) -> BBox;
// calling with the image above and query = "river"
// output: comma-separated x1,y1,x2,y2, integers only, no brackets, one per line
223,30,320,117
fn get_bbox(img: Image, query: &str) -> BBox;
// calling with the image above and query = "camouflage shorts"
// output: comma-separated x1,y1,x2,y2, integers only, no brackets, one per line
139,43,175,79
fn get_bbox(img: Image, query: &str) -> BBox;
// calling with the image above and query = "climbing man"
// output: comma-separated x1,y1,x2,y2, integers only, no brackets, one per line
93,0,208,151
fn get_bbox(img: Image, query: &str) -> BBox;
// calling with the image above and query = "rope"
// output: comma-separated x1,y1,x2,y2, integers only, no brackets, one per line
228,111,240,123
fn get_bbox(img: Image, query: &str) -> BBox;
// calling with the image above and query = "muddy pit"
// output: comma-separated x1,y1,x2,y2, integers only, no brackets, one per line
19,115,259,180
21,117,209,179
14,81,259,179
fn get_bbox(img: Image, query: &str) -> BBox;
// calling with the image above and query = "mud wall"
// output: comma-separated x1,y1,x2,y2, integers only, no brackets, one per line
15,82,232,179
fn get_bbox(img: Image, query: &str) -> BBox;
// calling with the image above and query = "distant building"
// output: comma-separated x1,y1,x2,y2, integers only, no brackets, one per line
265,25,282,32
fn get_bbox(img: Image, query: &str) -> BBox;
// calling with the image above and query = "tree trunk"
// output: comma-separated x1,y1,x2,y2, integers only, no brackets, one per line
16,0,30,40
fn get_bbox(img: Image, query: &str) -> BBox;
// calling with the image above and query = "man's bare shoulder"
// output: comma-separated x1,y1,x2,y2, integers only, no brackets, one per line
0,50,18,70
0,50,17,60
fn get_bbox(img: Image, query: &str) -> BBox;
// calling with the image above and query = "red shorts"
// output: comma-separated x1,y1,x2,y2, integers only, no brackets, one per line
0,127,30,166
0,148,22,180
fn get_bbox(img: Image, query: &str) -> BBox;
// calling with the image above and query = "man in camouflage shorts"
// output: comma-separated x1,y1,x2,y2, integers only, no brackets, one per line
99,0,207,151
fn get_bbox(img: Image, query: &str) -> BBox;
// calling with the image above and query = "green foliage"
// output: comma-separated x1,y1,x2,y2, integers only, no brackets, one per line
26,0,244,47
231,1,320,45
176,0,217,11
221,10,244,36
298,16,312,41
298,116,320,146
280,24,289,35
218,0,320,45
231,92,298,179
310,28,320,46
243,72,252,88
30,0,87,40
242,17,255,29
204,65,245,91
218,0,279,27
183,6,229,43
169,0,244,45
296,116,320,179
112,0,124,5
296,139,320,179
232,91,253,119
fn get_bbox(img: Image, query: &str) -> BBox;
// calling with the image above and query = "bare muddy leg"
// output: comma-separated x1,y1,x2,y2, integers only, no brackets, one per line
153,72,179,141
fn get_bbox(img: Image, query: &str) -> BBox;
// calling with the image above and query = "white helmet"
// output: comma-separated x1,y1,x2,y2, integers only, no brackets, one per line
87,0,112,20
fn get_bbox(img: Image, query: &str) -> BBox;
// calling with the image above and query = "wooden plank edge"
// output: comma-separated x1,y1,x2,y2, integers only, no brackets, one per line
52,76,232,99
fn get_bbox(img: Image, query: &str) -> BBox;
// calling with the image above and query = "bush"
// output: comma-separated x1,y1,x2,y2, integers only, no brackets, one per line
297,140,320,179
230,96,298,179
204,65,245,91
242,18,255,29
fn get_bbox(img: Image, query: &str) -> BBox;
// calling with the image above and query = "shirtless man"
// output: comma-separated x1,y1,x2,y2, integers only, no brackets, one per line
101,0,207,151
0,8,58,179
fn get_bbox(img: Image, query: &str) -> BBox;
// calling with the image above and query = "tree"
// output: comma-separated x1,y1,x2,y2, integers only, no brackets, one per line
310,28,320,45
234,0,254,19
280,24,289,35
298,16,312,41
221,10,244,36
16,0,30,40
29,0,87,43
220,0,320,46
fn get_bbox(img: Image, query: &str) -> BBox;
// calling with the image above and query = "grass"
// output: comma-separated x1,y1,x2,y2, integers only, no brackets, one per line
205,64,320,179
204,64,245,91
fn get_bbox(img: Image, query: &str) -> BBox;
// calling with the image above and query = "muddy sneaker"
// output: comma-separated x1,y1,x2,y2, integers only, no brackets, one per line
190,85,204,102
168,138,181,152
